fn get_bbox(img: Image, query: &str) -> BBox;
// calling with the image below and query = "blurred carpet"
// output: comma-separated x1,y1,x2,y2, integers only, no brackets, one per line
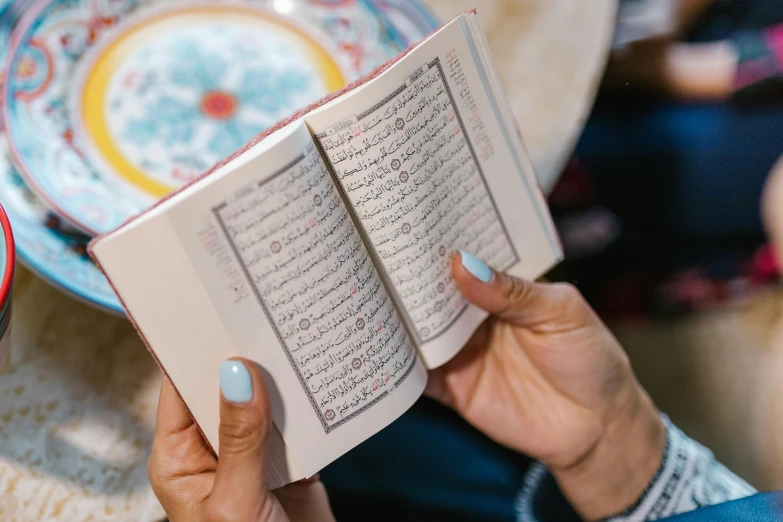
613,284,783,491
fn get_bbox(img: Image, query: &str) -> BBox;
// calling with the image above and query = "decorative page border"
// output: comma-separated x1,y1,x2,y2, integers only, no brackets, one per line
213,147,417,433
317,57,519,344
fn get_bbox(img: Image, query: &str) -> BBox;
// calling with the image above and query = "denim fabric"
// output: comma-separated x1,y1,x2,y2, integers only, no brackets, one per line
321,399,532,522
662,493,783,522
524,474,780,522
576,95,781,244
687,0,783,41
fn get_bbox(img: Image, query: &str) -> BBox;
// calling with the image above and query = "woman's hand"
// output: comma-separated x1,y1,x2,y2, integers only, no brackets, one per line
148,358,334,522
427,253,666,521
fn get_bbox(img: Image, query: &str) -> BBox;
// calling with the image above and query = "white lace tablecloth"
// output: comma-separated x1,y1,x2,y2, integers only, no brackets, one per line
0,1,616,520
0,269,164,521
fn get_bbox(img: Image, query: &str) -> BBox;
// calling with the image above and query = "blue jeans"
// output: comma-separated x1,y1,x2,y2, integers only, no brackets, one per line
578,0,783,253
321,399,531,521
686,0,783,42
564,2,783,315
576,96,782,247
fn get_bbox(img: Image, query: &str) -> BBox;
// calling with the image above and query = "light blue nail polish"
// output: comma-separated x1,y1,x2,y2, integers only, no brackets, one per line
460,250,493,283
220,361,253,403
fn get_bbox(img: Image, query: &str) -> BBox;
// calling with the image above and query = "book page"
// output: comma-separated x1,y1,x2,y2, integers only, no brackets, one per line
96,121,426,481
305,15,561,368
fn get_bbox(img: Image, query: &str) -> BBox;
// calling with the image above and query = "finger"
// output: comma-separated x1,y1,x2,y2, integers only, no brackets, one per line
211,358,273,505
155,375,194,436
423,321,486,406
424,371,449,405
149,376,202,513
273,476,335,522
452,251,594,330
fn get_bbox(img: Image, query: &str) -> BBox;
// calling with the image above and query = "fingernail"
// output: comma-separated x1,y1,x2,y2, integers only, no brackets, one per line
459,250,493,283
220,360,253,403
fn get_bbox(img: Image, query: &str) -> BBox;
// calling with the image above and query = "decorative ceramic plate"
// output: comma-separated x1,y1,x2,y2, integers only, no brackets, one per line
0,139,122,312
4,0,438,235
0,0,436,312
0,0,14,19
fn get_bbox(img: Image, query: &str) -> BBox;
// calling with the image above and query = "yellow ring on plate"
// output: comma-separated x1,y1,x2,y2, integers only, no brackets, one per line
81,4,346,198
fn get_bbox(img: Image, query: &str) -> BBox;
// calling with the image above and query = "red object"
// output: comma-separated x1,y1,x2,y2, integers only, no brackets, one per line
200,90,238,120
0,203,15,312
750,244,780,282
764,24,783,66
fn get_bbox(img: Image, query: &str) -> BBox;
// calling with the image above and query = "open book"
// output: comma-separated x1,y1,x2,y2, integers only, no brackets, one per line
90,10,562,489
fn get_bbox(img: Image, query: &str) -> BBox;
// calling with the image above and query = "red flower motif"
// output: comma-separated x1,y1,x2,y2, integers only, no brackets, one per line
200,90,238,120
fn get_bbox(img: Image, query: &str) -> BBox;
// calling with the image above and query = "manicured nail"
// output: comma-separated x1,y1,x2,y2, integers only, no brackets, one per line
459,251,493,283
220,360,253,403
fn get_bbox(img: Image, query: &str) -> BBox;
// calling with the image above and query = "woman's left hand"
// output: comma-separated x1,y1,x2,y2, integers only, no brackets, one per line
427,254,665,520
148,358,334,521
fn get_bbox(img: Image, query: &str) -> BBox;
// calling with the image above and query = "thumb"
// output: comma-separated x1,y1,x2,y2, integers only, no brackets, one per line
453,251,594,330
211,358,273,509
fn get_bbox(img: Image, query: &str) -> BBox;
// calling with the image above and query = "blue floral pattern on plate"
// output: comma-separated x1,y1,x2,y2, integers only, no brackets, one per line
0,138,122,312
91,16,332,188
0,0,437,313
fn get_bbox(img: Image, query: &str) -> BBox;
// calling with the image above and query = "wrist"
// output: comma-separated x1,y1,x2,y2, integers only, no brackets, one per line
550,387,667,521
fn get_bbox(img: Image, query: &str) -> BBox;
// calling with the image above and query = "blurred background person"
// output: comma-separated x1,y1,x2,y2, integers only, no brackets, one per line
551,0,783,319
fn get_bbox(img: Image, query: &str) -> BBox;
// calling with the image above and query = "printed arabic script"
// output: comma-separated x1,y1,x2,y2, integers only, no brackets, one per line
214,143,417,432
318,57,517,343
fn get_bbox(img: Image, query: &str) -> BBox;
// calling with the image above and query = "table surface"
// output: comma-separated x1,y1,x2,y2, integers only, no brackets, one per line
426,0,618,193
0,1,617,519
